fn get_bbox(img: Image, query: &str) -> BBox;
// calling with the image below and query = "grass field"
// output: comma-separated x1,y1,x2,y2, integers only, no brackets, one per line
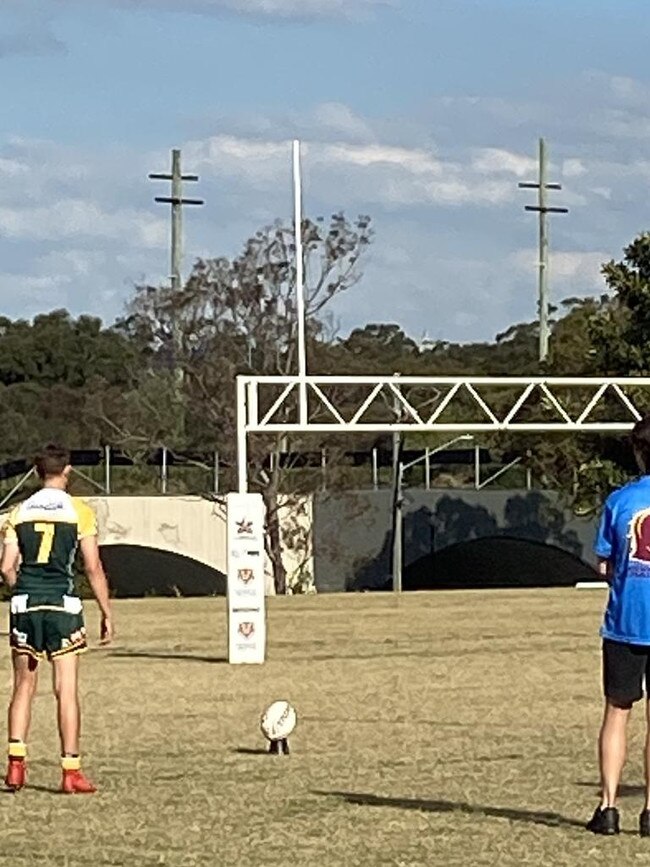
2,589,649,866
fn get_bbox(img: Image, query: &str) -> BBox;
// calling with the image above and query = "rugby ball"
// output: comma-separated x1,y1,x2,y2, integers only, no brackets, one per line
260,700,297,742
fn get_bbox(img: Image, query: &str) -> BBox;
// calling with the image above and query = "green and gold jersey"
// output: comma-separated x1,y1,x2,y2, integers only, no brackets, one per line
2,488,97,597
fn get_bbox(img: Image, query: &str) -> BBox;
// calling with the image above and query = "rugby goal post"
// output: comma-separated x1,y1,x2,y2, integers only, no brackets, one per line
226,492,266,664
235,375,650,596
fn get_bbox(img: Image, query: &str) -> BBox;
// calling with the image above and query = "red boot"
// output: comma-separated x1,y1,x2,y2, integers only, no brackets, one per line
5,757,26,791
61,768,97,794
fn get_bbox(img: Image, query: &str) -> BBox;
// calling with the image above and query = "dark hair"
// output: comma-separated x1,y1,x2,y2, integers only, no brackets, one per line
34,444,71,480
631,417,650,472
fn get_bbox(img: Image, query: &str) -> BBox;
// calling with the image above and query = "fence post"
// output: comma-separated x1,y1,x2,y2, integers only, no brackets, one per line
161,446,168,494
104,444,111,495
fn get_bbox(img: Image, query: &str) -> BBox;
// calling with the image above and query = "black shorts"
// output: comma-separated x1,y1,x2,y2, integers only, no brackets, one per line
603,639,650,706
9,593,86,661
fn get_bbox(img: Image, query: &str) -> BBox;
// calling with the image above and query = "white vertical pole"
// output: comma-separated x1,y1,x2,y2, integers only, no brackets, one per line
213,451,220,495
237,376,248,493
161,446,168,494
104,444,111,495
293,140,308,425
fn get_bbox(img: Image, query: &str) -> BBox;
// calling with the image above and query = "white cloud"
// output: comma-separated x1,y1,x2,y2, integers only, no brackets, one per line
471,148,537,178
184,135,518,208
3,68,650,341
0,158,28,177
0,200,167,248
562,159,587,179
311,103,376,142
325,143,445,174
510,249,608,283
55,0,395,22
583,71,650,108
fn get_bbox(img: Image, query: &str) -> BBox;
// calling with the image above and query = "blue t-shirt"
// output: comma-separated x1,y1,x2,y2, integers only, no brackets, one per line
597,476,650,645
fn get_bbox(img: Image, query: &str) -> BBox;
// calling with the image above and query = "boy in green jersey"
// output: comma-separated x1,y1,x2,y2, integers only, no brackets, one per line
0,444,113,793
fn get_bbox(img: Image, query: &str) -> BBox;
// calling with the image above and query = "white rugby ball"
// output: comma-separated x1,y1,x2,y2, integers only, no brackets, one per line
260,700,297,742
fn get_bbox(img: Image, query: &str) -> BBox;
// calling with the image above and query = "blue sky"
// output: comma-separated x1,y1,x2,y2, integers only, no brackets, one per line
2,0,650,342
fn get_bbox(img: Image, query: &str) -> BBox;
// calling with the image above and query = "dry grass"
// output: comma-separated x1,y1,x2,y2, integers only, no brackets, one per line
0,590,648,866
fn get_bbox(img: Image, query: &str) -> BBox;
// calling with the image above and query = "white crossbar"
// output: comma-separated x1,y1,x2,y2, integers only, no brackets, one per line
236,375,650,491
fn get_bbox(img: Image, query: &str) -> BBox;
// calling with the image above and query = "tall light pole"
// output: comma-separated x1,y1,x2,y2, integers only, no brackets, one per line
518,138,568,363
390,385,402,593
391,435,474,594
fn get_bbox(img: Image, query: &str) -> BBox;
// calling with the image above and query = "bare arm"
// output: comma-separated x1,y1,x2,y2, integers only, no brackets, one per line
79,535,113,643
0,542,19,588
598,556,611,584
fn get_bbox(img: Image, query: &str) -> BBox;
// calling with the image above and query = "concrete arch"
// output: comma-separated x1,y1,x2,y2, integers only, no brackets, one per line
313,489,599,592
86,496,228,574
100,544,226,597
403,536,598,591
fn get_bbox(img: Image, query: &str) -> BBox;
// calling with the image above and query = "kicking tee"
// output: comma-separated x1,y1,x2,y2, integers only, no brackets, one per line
2,488,97,598
596,475,650,645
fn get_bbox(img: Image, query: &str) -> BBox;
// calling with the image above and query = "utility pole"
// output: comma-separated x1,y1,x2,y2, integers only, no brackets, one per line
518,138,568,363
149,148,204,291
148,149,204,440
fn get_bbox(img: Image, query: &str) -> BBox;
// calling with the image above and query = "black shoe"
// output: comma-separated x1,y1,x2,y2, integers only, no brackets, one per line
587,806,620,835
640,811,650,837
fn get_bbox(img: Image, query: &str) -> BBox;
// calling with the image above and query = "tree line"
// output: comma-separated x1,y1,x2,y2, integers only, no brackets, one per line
3,215,650,590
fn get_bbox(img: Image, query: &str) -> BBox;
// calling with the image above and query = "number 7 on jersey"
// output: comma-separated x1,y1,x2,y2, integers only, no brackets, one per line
34,523,55,564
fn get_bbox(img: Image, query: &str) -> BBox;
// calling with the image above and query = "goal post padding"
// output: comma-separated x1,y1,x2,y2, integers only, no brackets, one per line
226,492,266,664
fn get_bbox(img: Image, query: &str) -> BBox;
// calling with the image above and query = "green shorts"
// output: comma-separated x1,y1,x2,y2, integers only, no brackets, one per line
9,593,87,660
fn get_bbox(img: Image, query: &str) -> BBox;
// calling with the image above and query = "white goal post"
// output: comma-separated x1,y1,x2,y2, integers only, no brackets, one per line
234,374,650,597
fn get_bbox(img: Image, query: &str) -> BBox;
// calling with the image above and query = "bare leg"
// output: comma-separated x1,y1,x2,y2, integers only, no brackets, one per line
51,654,80,756
599,699,632,809
8,652,39,742
644,700,650,811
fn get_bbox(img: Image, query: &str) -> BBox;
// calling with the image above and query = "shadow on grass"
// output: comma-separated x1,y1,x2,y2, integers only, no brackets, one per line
315,790,586,830
108,651,228,664
1,784,61,795
27,784,63,794
575,781,645,798
233,747,272,756
310,645,569,663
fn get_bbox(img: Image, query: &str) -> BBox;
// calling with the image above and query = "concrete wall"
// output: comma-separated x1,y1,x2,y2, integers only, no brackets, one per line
0,494,313,596
86,495,228,571
312,489,599,592
0,489,599,595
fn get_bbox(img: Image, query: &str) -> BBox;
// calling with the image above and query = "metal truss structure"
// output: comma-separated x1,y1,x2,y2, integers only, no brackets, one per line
236,375,650,491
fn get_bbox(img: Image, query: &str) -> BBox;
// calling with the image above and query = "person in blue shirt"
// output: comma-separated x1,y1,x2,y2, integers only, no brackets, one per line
588,416,650,837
